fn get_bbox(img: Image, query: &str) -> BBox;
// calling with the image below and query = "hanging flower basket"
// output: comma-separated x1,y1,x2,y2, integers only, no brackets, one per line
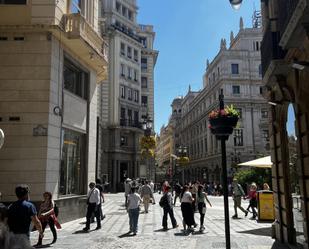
177,156,190,165
141,148,155,158
208,105,239,136
140,136,156,150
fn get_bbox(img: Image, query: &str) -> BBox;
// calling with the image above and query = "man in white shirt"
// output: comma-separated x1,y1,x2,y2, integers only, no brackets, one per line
83,182,101,231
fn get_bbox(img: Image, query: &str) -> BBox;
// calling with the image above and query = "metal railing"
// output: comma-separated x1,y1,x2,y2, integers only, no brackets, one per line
120,119,142,128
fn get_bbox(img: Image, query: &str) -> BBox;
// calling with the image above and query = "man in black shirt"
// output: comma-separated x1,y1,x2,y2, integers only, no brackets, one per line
8,185,43,239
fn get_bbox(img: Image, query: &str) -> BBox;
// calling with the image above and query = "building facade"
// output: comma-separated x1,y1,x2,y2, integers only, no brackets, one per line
0,0,108,222
261,0,309,247
99,0,158,191
175,19,270,184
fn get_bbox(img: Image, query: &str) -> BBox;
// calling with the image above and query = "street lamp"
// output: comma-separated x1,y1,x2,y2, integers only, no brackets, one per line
177,145,188,184
229,0,242,10
142,113,153,179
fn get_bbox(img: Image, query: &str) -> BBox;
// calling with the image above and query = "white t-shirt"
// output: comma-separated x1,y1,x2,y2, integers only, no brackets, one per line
181,191,192,203
127,193,142,209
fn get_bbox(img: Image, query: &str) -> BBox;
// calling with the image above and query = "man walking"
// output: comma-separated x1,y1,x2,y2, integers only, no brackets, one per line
231,178,248,218
160,185,178,230
8,185,43,240
83,182,101,231
140,181,154,213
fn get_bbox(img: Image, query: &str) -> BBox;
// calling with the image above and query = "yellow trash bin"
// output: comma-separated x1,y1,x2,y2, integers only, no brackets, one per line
257,190,275,221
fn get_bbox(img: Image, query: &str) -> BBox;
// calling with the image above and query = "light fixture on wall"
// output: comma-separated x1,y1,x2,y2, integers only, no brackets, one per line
229,0,243,10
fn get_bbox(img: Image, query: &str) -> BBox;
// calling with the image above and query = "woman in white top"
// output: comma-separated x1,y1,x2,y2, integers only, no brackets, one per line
180,185,195,232
127,186,142,235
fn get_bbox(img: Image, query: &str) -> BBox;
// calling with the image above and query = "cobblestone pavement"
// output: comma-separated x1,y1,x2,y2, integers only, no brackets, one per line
30,193,288,249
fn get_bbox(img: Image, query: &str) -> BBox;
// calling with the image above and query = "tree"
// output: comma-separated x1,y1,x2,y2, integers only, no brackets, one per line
234,168,271,191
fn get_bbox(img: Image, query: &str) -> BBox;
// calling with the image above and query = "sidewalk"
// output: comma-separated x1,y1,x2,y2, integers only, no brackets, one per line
30,193,290,249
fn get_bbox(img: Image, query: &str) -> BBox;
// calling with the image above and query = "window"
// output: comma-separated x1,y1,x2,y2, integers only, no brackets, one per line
121,64,125,76
141,96,148,106
120,86,125,99
60,129,86,195
120,136,128,146
70,0,81,13
234,129,243,146
254,41,260,51
235,108,242,119
134,90,139,103
127,109,132,124
141,77,147,88
140,37,147,48
121,108,126,119
217,67,220,77
262,130,270,141
232,85,240,94
261,109,269,118
128,88,132,100
127,46,132,59
122,6,127,17
120,42,125,56
134,111,139,125
128,10,133,21
134,49,138,62
64,59,88,99
116,1,121,12
231,63,239,74
259,64,262,76
127,67,132,79
141,58,147,70
260,86,263,95
212,72,216,82
134,70,138,82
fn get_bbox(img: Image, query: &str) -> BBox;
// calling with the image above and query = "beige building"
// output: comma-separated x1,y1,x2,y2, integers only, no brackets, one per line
174,19,270,184
99,0,158,191
0,0,108,221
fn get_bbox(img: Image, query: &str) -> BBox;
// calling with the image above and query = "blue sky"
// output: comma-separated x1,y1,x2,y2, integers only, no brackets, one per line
137,0,295,135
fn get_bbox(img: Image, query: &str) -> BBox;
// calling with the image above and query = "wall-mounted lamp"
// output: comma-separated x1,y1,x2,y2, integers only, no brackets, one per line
229,0,242,10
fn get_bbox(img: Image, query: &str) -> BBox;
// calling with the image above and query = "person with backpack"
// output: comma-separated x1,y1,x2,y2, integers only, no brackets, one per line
160,185,178,230
35,192,61,246
231,178,248,219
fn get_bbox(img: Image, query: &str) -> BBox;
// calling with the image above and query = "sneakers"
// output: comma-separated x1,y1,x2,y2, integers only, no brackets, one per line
199,226,205,232
82,227,90,232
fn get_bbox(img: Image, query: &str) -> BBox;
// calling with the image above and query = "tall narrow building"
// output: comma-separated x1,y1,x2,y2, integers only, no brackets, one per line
99,0,158,191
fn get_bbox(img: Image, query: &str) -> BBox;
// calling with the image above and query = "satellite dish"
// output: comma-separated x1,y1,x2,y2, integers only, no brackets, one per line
0,129,4,149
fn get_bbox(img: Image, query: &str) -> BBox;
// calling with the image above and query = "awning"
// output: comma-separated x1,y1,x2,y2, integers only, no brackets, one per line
237,156,272,168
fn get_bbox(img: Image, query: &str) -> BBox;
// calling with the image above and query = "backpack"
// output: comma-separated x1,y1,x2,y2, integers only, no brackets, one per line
159,194,168,208
54,204,59,217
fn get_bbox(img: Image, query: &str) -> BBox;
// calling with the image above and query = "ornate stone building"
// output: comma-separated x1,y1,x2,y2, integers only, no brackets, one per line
99,0,158,191
0,0,108,222
261,0,309,247
175,19,270,184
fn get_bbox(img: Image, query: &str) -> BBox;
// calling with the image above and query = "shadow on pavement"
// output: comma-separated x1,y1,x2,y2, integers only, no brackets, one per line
270,241,302,249
33,244,52,248
174,232,190,236
238,227,271,237
73,229,96,234
118,232,135,238
154,228,170,232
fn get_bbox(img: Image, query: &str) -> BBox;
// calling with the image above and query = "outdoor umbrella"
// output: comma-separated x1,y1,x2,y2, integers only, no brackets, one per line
237,156,272,168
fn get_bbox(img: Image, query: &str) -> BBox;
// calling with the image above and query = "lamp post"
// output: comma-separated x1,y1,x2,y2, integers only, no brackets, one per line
142,113,153,180
177,145,188,184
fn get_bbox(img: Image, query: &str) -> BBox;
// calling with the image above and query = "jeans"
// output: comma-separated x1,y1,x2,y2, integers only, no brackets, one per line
162,206,177,228
198,202,206,227
128,208,140,233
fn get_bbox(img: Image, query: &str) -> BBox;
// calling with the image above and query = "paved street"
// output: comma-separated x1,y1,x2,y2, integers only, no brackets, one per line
30,193,285,249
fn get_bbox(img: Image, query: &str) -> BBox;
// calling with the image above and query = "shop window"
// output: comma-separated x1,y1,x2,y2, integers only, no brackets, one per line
59,129,86,195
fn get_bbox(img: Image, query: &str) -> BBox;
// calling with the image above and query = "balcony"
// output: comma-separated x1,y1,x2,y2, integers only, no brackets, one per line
120,119,142,129
111,23,141,43
59,13,108,82
261,23,287,77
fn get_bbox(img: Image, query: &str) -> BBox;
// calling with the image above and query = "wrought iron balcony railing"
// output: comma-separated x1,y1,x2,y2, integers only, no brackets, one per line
120,119,142,129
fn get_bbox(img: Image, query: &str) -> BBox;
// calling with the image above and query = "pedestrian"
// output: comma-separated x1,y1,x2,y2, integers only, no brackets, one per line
231,179,248,219
180,185,195,232
246,183,258,219
149,180,155,193
263,183,270,191
35,192,61,246
124,178,132,207
127,186,142,235
96,179,106,220
196,185,212,232
160,185,178,230
140,181,155,213
173,182,182,206
83,182,101,231
7,185,44,241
